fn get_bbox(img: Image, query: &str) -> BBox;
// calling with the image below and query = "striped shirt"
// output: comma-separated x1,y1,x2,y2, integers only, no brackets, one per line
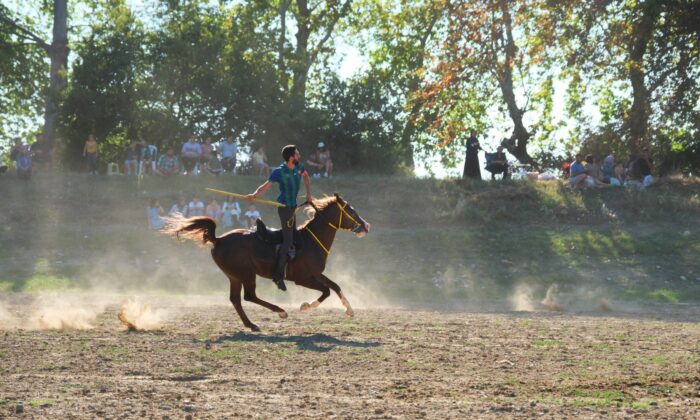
268,162,306,207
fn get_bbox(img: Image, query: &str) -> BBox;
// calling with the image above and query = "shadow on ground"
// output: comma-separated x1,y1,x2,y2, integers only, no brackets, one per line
212,331,382,352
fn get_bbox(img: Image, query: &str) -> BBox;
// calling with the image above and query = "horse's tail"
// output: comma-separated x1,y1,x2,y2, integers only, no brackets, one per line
163,215,218,247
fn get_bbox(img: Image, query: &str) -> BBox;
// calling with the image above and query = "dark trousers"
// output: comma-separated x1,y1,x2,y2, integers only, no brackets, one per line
275,205,296,279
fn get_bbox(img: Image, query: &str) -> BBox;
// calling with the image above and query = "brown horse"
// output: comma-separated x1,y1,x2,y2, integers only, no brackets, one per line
165,194,370,331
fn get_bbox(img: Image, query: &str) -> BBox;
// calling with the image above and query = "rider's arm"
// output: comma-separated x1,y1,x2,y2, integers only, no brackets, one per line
302,171,312,202
247,181,273,201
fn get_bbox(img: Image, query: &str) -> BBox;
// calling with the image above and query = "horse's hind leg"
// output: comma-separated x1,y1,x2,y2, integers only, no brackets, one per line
318,274,354,317
295,277,330,312
227,276,259,332
241,276,288,319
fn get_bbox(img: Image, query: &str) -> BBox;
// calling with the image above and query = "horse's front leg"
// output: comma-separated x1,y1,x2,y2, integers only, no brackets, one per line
295,276,330,312
242,279,288,319
318,274,354,317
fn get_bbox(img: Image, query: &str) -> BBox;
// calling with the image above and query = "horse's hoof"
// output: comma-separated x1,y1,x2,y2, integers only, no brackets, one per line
278,311,288,319
345,309,354,317
300,302,311,312
249,324,260,332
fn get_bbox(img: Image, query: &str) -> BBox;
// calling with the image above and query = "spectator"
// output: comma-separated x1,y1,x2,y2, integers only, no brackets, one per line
206,150,223,176
485,145,509,180
252,146,271,177
147,198,166,230
244,203,260,228
601,155,623,186
200,137,213,173
83,134,99,175
31,133,51,173
219,137,238,174
221,196,241,230
307,141,334,178
124,141,139,176
15,144,32,180
156,146,180,176
568,154,589,188
135,136,146,170
181,134,202,175
206,198,222,222
584,154,609,187
188,195,205,217
463,129,482,180
628,148,654,188
141,142,158,175
169,196,189,217
9,137,22,172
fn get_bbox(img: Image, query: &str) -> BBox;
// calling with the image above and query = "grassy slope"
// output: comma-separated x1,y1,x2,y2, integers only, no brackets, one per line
1,173,699,304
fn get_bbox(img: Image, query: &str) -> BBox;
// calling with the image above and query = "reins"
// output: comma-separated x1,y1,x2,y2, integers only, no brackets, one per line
303,201,360,256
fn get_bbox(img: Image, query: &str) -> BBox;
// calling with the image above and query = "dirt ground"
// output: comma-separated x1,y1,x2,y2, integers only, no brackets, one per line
1,298,699,419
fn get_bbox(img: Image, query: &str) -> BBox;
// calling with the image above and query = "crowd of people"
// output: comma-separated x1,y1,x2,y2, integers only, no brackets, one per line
565,150,655,190
147,195,262,231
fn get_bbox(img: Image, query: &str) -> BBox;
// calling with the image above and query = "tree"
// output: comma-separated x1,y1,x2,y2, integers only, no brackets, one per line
0,0,68,149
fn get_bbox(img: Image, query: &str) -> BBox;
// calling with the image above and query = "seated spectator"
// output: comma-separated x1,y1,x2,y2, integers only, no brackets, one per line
221,196,242,230
614,162,625,185
15,145,32,180
169,196,189,217
124,142,139,176
83,134,99,175
627,148,654,189
568,154,589,188
147,198,166,230
244,203,260,229
206,150,223,176
181,134,202,175
252,146,271,177
206,198,222,222
188,195,205,217
200,137,213,173
156,146,180,176
485,146,509,180
31,133,51,173
219,137,238,174
307,141,334,178
601,155,624,186
9,137,23,172
584,154,609,187
141,143,158,175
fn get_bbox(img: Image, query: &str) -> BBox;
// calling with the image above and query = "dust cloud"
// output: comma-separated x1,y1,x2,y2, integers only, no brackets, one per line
0,295,106,330
510,283,536,311
117,298,167,331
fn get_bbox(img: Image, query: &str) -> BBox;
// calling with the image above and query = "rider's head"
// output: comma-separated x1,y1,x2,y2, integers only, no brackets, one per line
282,145,298,164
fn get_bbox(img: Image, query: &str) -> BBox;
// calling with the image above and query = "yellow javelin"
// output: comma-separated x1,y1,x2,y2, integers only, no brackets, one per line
205,187,284,207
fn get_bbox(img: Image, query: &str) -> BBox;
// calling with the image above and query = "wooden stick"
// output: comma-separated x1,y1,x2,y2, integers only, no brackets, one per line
205,187,284,207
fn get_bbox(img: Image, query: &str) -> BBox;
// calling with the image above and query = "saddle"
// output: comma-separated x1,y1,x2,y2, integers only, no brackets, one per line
254,219,303,259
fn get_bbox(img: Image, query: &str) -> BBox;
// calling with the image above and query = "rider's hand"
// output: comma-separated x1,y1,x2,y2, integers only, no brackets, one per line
245,194,256,202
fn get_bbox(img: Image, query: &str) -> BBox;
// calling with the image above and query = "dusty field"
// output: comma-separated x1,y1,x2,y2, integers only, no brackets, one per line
1,298,699,419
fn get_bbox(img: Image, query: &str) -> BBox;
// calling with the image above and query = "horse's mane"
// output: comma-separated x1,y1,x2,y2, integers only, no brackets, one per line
298,195,339,230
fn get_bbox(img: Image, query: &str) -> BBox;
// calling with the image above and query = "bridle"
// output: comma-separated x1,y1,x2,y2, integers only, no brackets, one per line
305,201,363,256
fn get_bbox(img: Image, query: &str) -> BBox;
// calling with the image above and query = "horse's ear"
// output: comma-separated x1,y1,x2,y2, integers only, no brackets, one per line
334,192,342,202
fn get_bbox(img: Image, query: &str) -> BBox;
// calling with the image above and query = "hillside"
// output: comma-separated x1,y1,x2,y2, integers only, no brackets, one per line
1,173,699,308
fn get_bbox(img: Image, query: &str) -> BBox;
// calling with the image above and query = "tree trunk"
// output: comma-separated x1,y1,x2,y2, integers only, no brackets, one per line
497,0,531,164
278,0,291,94
44,0,68,150
626,1,658,152
290,0,311,111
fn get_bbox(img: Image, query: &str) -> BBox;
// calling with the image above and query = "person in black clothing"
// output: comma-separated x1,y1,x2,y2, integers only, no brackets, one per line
486,145,509,180
463,129,482,180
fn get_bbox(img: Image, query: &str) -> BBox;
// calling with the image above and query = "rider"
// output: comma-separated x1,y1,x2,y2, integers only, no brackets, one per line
246,145,313,291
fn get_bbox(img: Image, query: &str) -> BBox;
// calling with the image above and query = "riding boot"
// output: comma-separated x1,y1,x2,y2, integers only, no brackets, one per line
272,252,287,291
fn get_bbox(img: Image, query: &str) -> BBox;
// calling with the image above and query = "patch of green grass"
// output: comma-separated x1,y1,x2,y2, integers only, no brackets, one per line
98,346,129,360
631,400,654,409
204,346,241,362
29,399,54,408
0,398,7,405
532,338,562,347
170,366,206,375
41,363,66,371
0,281,12,292
646,289,680,303
22,275,74,292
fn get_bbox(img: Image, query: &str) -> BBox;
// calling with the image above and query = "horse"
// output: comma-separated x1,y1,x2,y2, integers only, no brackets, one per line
164,193,371,331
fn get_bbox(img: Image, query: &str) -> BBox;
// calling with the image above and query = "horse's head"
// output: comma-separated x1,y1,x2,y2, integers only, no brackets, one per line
331,193,371,238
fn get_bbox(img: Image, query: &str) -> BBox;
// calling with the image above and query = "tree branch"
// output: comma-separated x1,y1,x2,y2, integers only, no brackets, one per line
0,13,49,51
309,0,352,63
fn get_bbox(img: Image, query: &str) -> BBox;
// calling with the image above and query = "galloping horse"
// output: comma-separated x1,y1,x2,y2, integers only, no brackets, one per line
165,194,370,331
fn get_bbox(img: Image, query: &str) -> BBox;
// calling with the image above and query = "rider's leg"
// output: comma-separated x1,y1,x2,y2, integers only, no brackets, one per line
273,206,295,291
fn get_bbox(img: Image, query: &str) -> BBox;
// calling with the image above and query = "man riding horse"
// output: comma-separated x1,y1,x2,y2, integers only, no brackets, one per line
246,144,312,292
